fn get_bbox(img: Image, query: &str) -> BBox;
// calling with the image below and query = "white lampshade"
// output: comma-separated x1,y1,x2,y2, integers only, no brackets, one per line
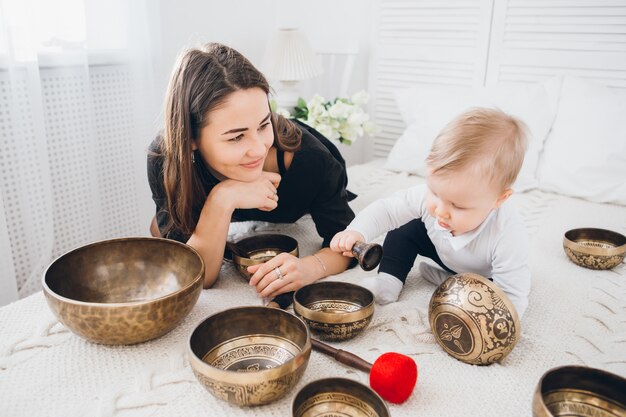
262,28,323,82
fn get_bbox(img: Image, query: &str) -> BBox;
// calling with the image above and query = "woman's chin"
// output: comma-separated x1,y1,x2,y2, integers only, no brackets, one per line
231,168,263,183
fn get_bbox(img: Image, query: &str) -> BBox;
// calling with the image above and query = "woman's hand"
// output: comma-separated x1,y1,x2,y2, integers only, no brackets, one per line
213,171,281,212
330,230,365,257
247,252,319,299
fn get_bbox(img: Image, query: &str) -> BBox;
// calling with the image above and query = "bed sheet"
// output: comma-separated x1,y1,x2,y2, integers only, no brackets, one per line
1,159,625,417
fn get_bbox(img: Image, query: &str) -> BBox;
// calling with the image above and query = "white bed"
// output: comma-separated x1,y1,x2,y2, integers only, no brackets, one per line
2,1,626,416
1,159,625,417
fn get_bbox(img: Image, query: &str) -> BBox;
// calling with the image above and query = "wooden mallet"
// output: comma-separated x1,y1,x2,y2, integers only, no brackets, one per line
311,338,418,404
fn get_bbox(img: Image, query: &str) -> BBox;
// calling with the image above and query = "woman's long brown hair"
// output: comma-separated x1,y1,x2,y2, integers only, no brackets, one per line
157,43,301,236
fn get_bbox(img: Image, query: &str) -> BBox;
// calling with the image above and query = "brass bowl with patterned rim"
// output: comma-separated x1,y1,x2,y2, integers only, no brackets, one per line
188,306,311,407
292,377,391,417
428,273,520,365
563,228,626,270
293,281,374,342
532,365,626,417
231,234,299,280
42,237,205,345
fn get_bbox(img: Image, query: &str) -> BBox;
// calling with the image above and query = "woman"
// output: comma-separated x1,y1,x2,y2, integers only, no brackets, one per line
148,43,356,308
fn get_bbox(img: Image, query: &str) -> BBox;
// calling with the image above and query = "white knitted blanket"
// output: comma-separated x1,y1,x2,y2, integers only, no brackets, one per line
1,160,625,417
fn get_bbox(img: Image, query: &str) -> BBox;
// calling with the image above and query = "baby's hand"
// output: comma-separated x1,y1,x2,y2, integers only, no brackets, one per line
330,230,365,257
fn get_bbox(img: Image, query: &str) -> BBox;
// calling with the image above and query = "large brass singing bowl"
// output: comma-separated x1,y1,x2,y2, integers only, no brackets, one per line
292,378,390,417
428,273,520,365
294,281,374,341
563,228,626,270
532,365,626,417
188,306,311,407
42,237,205,345
231,234,299,280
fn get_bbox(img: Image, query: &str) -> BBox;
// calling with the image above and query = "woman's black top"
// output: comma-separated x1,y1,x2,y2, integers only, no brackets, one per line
147,120,356,308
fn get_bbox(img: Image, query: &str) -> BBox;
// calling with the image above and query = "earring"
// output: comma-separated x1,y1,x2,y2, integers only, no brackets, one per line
191,151,195,163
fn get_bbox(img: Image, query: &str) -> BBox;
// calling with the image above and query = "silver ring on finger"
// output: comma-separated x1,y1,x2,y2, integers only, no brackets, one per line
274,266,284,280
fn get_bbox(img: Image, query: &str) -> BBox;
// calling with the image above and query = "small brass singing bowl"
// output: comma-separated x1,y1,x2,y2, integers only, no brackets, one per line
352,241,383,271
532,365,626,417
292,377,391,417
293,281,374,341
563,228,626,270
231,234,299,280
42,237,204,345
428,273,520,365
188,306,311,407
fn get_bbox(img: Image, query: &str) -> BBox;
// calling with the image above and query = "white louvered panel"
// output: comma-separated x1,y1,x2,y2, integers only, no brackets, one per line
378,58,476,84
499,64,626,88
506,0,626,6
503,34,626,53
368,0,494,159
486,0,626,88
508,6,626,16
371,89,405,157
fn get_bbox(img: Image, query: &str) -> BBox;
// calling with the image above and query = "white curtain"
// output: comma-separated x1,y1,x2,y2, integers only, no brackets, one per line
0,0,159,305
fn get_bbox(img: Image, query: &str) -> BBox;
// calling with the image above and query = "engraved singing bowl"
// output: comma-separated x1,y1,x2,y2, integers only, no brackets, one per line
563,228,626,270
188,306,311,407
42,237,204,345
292,377,391,417
231,234,299,280
532,365,626,417
293,281,374,341
428,273,520,365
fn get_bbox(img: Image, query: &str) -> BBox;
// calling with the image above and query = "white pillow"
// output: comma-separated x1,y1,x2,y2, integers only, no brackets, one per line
537,76,626,205
385,77,562,192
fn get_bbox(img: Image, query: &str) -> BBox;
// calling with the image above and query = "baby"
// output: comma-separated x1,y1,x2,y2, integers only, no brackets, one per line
331,107,530,317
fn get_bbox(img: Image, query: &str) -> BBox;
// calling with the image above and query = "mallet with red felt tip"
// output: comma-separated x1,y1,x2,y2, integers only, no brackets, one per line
311,338,418,404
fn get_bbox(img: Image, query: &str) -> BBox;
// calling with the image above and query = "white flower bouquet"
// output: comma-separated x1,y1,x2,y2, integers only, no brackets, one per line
276,91,378,145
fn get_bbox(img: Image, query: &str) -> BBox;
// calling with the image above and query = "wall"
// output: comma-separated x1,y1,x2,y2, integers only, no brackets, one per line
154,0,373,165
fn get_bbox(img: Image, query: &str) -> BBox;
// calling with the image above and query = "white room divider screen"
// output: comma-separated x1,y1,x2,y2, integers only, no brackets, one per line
0,62,154,301
367,0,626,159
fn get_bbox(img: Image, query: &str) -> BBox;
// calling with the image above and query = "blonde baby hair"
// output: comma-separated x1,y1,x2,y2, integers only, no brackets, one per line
425,107,528,191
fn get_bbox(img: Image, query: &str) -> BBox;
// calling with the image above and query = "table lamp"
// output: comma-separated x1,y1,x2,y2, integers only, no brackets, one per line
261,28,323,110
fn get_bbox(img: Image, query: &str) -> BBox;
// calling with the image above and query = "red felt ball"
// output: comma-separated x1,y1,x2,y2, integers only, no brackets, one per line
369,352,418,404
